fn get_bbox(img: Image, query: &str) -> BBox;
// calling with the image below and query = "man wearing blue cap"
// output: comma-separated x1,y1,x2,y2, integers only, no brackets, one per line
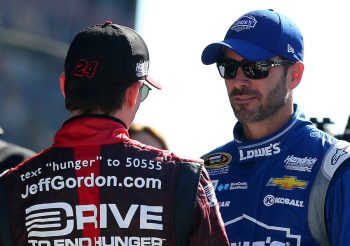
201,9,350,245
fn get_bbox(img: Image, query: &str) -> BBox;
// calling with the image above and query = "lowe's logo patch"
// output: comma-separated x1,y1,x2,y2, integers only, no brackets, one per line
231,14,257,32
239,143,281,161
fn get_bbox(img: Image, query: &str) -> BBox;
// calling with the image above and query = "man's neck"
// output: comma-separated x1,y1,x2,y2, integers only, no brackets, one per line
241,103,294,141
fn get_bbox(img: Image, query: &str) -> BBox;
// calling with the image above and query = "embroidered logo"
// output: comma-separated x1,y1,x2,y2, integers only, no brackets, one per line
332,146,349,165
136,61,149,78
204,152,232,168
239,142,281,161
284,155,317,172
231,14,257,32
263,195,304,208
287,44,295,54
73,59,99,78
267,176,308,190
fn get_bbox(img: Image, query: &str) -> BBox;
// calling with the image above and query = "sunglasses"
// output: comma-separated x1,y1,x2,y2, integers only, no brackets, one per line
139,82,152,102
216,58,295,80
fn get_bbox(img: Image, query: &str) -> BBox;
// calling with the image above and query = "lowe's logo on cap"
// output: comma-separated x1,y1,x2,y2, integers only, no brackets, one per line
136,61,149,78
231,14,257,32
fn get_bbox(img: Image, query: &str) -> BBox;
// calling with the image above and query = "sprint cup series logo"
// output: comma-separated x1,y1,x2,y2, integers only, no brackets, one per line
204,152,232,175
25,202,164,245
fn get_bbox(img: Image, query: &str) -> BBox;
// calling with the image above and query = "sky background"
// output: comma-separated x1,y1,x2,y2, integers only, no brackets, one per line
133,0,349,158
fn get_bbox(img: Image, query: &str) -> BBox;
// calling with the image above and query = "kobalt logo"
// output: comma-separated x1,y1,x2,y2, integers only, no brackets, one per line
263,195,304,208
26,202,163,238
239,143,281,161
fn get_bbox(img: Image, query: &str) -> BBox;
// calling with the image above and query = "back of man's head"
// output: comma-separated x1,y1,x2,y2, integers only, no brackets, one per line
62,21,160,114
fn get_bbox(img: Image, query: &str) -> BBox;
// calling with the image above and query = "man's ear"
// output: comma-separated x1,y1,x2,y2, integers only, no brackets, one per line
59,73,66,97
288,62,304,90
124,82,140,108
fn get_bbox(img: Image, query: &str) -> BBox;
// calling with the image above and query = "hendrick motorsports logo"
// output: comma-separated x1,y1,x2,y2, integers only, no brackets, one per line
284,155,317,172
225,214,301,245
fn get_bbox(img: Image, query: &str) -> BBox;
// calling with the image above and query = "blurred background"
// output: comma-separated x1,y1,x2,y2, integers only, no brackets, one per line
1,0,349,159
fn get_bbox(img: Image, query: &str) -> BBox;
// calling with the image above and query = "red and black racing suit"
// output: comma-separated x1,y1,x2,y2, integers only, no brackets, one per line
0,115,229,246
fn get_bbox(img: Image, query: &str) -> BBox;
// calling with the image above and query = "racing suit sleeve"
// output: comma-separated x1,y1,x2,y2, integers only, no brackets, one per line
189,167,230,246
325,159,350,245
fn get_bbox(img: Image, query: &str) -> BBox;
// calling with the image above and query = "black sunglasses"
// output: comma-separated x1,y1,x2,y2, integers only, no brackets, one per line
216,58,295,80
139,82,152,102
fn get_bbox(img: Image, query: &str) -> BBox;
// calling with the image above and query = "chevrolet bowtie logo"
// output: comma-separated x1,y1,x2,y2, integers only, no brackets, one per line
267,176,308,190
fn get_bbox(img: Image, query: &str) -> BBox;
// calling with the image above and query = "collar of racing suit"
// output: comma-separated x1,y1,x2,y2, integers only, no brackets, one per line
53,114,129,147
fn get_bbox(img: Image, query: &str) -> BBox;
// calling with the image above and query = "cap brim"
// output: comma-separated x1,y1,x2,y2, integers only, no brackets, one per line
201,39,276,65
144,75,162,90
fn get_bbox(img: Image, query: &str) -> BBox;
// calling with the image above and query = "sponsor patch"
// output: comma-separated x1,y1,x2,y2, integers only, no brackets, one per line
239,142,281,161
230,181,248,190
266,176,308,190
204,152,231,175
204,152,231,168
284,155,317,172
231,14,257,32
263,195,304,208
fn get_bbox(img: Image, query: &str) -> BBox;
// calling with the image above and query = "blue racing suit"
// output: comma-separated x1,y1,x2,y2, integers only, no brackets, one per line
202,104,350,245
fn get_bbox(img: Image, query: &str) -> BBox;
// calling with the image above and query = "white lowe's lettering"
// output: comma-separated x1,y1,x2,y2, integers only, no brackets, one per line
239,143,281,160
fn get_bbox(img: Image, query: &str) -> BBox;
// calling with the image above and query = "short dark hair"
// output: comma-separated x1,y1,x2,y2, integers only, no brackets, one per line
64,78,133,114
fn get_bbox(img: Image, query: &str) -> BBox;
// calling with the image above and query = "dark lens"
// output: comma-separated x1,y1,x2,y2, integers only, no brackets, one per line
217,60,238,79
242,61,272,79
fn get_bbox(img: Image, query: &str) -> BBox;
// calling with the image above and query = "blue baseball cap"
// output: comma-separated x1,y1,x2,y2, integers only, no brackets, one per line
201,9,304,65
